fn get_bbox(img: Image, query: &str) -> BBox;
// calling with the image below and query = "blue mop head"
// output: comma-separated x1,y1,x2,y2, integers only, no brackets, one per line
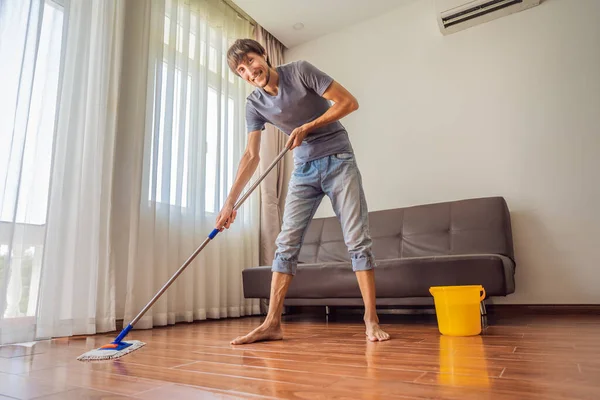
76,340,146,361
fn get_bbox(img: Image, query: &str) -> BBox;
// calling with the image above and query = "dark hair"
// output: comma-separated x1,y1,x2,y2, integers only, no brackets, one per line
227,38,271,75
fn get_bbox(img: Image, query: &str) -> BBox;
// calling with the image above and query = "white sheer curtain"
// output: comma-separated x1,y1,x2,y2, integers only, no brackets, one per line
0,0,64,345
35,0,125,340
120,0,259,330
1,0,256,345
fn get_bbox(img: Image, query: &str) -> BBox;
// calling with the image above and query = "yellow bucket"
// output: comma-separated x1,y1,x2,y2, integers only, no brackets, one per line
429,285,486,336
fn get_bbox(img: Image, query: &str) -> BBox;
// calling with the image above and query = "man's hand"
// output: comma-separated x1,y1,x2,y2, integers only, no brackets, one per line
215,203,237,231
286,124,310,150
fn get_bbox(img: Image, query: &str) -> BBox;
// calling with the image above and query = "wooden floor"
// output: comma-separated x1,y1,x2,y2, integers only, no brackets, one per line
0,309,599,399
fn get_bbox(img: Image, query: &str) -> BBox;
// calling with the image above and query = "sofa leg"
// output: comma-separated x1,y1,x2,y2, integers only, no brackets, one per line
260,299,268,316
480,300,488,330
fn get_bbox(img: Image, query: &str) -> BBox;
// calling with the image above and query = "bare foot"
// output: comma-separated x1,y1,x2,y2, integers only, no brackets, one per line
365,320,390,342
230,323,283,345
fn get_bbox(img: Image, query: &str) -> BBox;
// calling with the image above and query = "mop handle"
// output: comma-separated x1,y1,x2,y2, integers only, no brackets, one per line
114,145,291,341
208,143,290,238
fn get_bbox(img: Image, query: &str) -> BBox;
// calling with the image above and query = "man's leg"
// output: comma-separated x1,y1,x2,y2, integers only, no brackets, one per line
230,271,292,345
323,153,390,342
231,161,323,345
355,269,389,341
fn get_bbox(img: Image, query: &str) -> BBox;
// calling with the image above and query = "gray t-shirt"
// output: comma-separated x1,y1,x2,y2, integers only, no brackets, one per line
245,60,354,164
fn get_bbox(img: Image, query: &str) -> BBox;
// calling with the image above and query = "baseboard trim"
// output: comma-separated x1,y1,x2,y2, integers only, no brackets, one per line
487,304,600,314
286,303,600,316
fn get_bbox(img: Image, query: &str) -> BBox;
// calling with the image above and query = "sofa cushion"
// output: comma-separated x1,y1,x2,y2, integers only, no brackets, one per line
298,196,514,263
242,254,515,299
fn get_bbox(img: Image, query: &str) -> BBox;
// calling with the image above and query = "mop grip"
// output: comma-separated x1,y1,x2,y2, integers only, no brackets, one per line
112,323,133,344
208,228,219,239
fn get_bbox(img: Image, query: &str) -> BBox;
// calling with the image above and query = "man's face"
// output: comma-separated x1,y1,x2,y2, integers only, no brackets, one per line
235,52,270,88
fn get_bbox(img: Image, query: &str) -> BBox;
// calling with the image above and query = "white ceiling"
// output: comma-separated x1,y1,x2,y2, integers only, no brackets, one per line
231,0,410,48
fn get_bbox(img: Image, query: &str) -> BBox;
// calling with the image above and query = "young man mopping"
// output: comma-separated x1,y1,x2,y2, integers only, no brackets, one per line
216,39,390,344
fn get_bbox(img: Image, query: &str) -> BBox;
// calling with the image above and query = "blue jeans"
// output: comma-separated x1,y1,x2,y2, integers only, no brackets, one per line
272,152,375,275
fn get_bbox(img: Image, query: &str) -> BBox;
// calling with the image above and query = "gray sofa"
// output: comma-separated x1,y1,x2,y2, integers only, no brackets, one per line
242,196,515,307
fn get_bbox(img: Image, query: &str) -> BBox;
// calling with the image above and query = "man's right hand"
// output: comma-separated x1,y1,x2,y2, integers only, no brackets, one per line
215,203,237,231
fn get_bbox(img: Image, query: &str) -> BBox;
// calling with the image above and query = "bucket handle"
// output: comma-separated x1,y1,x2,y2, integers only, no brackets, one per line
428,286,486,301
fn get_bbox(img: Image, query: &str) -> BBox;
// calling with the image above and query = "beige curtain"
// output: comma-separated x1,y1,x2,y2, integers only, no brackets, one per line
254,26,291,266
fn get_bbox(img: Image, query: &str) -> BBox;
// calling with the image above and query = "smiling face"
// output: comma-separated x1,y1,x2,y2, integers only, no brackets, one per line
227,39,273,89
235,52,271,88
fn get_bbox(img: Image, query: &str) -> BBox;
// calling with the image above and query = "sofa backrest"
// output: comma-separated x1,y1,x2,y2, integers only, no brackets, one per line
297,196,514,264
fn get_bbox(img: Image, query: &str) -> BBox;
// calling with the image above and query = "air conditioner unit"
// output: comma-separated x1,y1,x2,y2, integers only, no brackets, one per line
435,0,541,35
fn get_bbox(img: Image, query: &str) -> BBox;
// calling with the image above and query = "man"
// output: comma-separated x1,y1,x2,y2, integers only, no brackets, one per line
216,38,390,344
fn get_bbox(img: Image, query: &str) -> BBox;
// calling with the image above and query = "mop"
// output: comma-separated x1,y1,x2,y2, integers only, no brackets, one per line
77,145,290,361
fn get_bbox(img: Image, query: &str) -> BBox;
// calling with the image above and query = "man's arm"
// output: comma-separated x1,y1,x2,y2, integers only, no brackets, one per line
286,80,359,149
215,130,261,230
306,80,359,132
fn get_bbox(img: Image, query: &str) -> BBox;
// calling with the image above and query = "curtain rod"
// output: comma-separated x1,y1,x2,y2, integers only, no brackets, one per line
221,0,257,26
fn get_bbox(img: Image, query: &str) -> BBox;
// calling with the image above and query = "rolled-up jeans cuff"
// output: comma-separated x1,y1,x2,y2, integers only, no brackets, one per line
272,258,297,275
352,254,375,272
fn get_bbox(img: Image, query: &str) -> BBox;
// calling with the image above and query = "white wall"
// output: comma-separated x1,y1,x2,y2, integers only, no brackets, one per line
285,0,600,304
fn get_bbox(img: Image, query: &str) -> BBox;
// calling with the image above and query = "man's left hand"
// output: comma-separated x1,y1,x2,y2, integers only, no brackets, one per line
286,125,310,150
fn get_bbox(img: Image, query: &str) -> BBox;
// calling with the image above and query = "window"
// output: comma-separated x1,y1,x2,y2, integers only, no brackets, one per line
0,0,64,319
148,7,240,214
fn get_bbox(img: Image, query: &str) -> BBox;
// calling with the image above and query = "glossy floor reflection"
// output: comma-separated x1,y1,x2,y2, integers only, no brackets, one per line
437,335,491,388
0,310,598,399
